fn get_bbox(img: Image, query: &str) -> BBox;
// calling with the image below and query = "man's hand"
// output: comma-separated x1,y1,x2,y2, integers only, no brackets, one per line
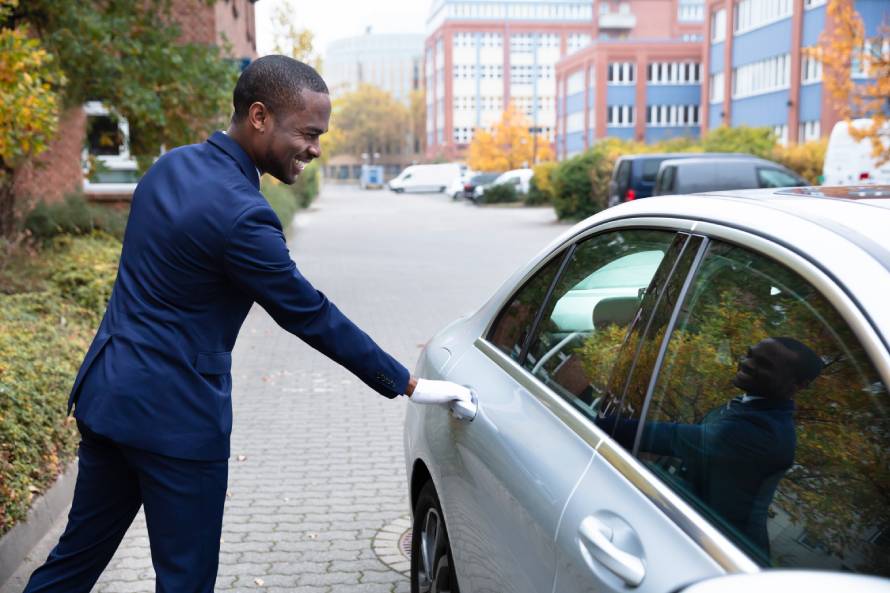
407,378,472,406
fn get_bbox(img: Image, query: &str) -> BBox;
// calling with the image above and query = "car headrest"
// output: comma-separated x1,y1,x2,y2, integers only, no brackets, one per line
593,297,641,330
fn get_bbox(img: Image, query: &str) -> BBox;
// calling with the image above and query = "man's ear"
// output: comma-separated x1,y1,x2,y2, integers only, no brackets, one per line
247,102,270,134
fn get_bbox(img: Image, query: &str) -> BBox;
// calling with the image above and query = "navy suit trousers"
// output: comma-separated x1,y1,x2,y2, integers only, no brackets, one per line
23,422,228,593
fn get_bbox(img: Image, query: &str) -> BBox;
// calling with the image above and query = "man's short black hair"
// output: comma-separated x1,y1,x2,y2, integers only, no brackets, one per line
232,55,328,122
773,336,824,386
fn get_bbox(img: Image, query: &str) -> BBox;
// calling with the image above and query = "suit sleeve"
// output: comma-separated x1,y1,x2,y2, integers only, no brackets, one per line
223,204,409,398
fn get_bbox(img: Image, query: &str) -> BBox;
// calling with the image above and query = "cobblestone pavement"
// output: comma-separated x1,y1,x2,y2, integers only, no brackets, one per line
3,185,567,593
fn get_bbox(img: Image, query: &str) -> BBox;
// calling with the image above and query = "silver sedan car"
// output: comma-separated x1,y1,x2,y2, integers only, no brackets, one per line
404,186,890,593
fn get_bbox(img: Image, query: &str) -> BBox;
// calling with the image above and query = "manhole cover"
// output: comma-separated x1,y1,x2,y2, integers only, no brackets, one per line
373,514,412,575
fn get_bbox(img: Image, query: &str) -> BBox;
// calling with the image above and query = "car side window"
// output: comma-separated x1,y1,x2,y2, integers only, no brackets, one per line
616,160,632,195
521,230,678,419
635,241,889,576
757,167,802,188
658,166,676,195
486,251,566,362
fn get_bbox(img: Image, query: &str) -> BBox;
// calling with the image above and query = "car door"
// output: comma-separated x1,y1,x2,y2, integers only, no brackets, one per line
554,233,890,591
438,228,683,593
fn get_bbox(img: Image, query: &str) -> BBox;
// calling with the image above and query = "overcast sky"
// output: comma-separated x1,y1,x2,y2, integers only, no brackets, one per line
255,0,430,62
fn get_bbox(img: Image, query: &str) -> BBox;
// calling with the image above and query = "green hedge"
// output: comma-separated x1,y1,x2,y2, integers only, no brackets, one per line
481,183,518,204
261,161,321,228
0,233,120,536
24,194,129,243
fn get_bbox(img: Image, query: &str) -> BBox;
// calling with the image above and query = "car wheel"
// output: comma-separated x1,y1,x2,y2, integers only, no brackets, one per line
394,188,404,194
411,481,460,593
439,186,446,193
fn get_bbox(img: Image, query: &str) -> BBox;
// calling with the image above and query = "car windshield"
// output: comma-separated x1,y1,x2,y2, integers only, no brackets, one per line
473,173,499,184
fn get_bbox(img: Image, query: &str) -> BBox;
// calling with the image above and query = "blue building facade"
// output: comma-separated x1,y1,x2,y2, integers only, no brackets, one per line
703,0,889,145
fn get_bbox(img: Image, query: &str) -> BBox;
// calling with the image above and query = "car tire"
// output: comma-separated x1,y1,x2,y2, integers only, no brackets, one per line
452,192,461,201
411,481,460,593
394,188,404,194
439,186,446,193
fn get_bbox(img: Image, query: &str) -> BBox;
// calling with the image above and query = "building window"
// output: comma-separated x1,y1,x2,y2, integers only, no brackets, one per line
773,123,789,146
566,111,585,133
607,62,636,85
567,70,585,95
734,0,793,35
678,0,705,22
453,126,474,144
510,64,535,85
731,53,791,98
709,72,725,103
711,8,727,43
647,62,702,84
646,104,701,127
567,33,591,53
799,120,821,142
801,51,822,84
607,105,635,127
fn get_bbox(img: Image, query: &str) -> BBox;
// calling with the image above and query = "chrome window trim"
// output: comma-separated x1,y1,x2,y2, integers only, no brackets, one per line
474,336,759,574
474,215,890,575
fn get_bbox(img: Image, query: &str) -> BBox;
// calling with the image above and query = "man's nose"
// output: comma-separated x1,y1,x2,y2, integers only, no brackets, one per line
308,142,321,159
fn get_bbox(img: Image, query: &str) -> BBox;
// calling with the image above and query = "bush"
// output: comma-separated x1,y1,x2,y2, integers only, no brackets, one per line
261,177,300,230
773,140,827,185
551,148,611,220
293,161,321,209
481,182,518,204
0,234,120,536
23,194,129,243
700,126,776,158
526,162,558,205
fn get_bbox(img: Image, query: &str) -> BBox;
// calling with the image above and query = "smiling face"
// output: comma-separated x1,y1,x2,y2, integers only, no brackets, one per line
732,338,802,400
258,90,330,184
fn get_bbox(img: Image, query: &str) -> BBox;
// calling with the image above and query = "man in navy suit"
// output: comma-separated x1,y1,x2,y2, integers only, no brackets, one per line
601,337,823,560
23,56,470,592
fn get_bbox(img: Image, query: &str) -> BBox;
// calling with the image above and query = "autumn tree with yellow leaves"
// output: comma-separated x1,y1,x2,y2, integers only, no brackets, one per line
816,0,890,164
0,0,64,237
468,103,554,172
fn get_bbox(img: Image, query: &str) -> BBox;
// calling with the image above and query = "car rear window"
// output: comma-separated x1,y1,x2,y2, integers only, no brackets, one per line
641,159,665,182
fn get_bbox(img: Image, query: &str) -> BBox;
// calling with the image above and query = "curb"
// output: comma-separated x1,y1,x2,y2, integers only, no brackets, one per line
0,461,78,588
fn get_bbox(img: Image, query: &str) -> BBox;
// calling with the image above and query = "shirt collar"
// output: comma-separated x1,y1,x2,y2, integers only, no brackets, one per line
207,131,261,190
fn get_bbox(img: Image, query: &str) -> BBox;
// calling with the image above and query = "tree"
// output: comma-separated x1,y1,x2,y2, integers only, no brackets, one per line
409,89,426,156
467,103,554,172
268,0,321,70
817,0,890,164
325,84,409,164
0,0,64,237
1,0,238,235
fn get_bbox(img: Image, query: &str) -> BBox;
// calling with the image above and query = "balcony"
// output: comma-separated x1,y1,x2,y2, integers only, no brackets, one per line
598,11,636,29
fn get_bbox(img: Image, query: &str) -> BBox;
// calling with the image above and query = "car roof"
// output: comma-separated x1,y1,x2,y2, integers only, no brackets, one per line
659,156,777,168
617,152,752,162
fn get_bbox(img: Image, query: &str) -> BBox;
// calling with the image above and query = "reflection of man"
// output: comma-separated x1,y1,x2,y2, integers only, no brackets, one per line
604,337,823,558
23,56,470,592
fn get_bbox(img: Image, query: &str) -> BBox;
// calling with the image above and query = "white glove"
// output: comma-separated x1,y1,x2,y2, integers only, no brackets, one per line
409,379,472,406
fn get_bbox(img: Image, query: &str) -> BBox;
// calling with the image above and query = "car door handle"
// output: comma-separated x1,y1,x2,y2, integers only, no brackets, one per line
449,388,478,421
578,516,646,587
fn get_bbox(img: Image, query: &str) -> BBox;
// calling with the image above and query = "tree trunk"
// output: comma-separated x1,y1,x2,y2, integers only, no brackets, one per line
0,170,17,239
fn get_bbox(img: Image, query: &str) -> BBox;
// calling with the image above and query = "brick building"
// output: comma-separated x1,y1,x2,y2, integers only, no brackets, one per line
14,0,258,206
424,0,599,159
554,0,706,158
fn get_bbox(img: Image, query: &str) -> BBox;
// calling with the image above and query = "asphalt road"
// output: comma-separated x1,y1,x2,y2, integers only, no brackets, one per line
3,184,568,593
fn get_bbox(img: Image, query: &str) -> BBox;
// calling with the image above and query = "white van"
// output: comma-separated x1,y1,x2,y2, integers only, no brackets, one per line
388,163,463,193
823,118,890,185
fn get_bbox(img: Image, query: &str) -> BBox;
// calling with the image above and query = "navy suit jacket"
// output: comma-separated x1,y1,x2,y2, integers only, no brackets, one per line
69,132,409,461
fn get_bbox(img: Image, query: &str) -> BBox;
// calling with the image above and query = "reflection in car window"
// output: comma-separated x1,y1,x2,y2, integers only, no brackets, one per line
521,230,678,419
487,251,566,362
757,167,803,188
629,241,889,576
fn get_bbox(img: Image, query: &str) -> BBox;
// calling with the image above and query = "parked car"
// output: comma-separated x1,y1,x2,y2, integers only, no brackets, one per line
608,153,754,206
389,163,463,193
457,172,500,201
653,157,807,196
473,168,533,202
405,185,890,593
823,118,890,186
